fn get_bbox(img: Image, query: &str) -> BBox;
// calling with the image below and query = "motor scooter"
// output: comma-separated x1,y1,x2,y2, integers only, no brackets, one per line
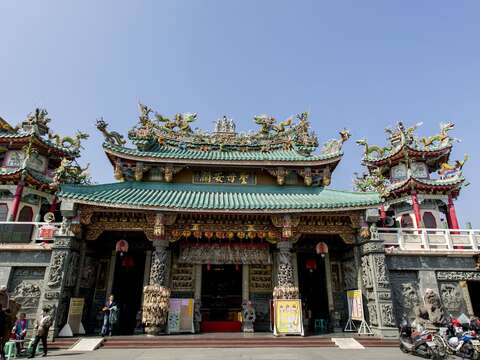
399,320,443,359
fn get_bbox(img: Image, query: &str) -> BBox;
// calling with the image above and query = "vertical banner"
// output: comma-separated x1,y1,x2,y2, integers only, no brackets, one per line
347,290,364,320
167,298,195,334
67,297,85,334
273,299,304,336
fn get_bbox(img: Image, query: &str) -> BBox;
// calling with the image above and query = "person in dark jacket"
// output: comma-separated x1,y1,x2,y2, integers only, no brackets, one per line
101,294,119,336
0,307,6,360
28,306,53,358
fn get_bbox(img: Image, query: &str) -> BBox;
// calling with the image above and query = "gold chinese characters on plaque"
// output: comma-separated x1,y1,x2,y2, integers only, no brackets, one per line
193,171,256,185
249,265,272,293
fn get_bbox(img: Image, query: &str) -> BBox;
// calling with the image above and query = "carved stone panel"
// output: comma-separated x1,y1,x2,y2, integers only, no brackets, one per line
437,271,480,281
361,256,372,289
439,282,467,317
380,303,395,326
47,251,67,289
342,260,357,290
8,267,45,319
390,271,420,325
367,302,378,326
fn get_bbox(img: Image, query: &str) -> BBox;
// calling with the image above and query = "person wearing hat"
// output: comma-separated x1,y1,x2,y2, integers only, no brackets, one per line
28,306,53,358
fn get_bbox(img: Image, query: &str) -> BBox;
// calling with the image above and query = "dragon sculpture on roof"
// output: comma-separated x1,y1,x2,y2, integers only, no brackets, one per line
119,104,344,156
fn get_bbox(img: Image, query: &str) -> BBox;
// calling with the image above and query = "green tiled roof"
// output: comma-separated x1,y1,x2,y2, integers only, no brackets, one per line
0,130,78,156
59,182,380,212
388,175,465,192
103,142,341,162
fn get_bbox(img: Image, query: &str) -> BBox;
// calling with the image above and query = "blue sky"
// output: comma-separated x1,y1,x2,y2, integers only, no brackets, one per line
0,1,479,225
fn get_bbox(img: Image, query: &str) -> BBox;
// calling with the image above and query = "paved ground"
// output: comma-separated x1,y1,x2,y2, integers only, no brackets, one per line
41,347,411,360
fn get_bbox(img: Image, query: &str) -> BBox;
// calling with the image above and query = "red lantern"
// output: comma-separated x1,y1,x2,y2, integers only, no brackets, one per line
121,255,135,268
316,242,328,258
306,259,317,272
115,240,129,254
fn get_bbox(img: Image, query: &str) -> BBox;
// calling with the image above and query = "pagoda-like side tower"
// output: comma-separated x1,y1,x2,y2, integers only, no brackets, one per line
356,121,466,229
0,109,89,223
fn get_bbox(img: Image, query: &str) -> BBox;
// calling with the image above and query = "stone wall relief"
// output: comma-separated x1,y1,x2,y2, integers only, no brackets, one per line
439,282,466,316
47,251,67,288
342,260,357,290
361,256,372,289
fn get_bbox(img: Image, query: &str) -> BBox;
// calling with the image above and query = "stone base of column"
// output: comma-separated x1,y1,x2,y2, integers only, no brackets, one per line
273,285,299,300
142,284,171,335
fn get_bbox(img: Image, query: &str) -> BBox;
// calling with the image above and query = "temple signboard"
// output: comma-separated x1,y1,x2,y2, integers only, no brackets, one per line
193,171,256,185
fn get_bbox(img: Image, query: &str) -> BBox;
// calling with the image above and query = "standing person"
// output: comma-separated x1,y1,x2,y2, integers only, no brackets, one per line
13,312,27,353
28,306,52,358
0,307,6,360
101,294,119,336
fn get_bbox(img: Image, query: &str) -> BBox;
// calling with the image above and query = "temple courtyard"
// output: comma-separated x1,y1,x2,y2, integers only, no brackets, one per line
44,348,410,360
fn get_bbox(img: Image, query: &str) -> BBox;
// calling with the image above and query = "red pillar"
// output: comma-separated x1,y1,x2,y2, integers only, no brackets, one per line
379,205,386,226
9,182,24,221
411,192,422,228
447,195,460,230
49,196,57,213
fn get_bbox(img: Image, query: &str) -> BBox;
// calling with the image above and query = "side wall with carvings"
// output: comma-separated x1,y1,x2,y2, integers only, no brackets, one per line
386,255,479,325
0,250,52,334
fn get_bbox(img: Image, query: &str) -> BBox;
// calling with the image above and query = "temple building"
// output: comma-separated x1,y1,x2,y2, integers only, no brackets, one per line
0,105,478,339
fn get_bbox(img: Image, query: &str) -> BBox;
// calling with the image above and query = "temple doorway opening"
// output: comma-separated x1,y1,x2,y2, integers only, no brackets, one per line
201,264,242,332
297,253,329,331
468,281,480,316
111,249,146,334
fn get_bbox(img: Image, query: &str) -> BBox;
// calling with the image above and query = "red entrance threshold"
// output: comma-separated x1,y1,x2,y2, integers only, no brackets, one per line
200,321,242,332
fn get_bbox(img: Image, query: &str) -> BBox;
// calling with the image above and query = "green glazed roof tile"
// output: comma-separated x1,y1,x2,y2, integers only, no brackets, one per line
103,142,340,162
59,181,380,212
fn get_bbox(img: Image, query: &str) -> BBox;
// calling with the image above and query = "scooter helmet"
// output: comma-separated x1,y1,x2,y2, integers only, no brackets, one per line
448,337,459,347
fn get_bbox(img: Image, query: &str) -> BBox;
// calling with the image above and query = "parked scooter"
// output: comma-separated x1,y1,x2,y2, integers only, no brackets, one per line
436,317,480,359
399,320,443,359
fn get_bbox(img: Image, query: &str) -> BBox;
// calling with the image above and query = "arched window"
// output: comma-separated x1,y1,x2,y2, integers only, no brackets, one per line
0,204,8,221
17,206,33,222
423,212,437,229
400,214,414,228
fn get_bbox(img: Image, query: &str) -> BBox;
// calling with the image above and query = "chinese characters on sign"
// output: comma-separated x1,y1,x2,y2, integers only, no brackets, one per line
273,299,304,336
193,171,256,185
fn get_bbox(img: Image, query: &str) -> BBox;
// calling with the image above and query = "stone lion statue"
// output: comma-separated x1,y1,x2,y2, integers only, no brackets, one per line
414,288,446,327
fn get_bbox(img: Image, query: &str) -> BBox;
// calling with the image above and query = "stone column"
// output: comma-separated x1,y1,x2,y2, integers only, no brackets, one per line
40,229,80,338
360,235,397,338
273,241,299,299
242,265,249,301
142,239,171,335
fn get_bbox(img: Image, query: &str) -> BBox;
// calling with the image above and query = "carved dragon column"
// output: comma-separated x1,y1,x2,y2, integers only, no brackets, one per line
142,213,173,335
272,215,300,300
40,220,80,339
359,225,397,337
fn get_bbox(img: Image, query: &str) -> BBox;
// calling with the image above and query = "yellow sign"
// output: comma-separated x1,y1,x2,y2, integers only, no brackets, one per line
273,299,303,336
67,297,85,334
347,290,364,321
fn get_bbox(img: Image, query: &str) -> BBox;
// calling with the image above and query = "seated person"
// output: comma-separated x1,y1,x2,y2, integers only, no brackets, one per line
13,312,28,353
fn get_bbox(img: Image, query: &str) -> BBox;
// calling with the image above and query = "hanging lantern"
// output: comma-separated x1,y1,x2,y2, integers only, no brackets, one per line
115,240,129,256
227,231,235,240
306,258,317,272
257,231,266,239
247,231,256,239
204,231,214,239
215,231,225,239
237,231,245,239
171,229,182,239
316,242,329,258
193,230,202,239
121,255,135,268
235,264,240,271
182,230,192,238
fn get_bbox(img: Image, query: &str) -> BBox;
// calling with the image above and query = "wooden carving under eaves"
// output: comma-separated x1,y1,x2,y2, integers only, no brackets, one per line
266,167,287,185
297,167,313,186
162,164,184,182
